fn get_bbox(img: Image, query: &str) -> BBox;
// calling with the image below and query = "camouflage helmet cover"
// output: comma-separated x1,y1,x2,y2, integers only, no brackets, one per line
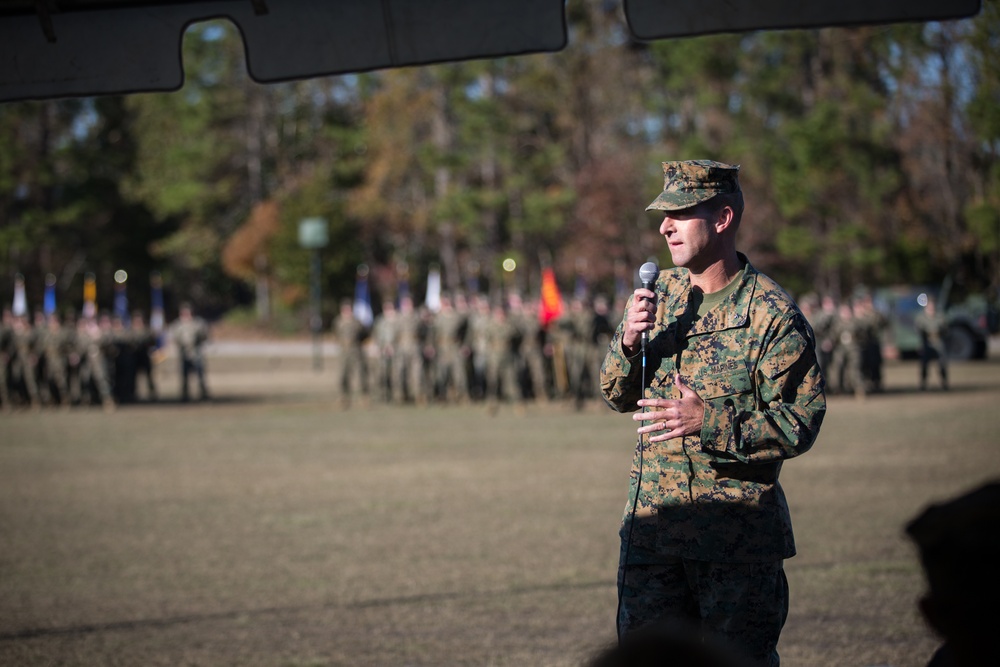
646,160,741,212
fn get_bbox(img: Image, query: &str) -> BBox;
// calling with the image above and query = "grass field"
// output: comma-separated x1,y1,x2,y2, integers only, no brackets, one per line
2,350,999,666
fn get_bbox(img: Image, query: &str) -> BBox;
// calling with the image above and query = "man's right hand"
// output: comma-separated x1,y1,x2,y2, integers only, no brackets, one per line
621,288,657,356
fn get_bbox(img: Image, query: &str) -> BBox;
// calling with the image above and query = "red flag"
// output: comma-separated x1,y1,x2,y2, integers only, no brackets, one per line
538,267,564,327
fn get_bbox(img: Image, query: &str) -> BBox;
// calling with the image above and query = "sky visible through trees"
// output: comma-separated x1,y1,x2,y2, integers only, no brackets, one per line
1,0,998,324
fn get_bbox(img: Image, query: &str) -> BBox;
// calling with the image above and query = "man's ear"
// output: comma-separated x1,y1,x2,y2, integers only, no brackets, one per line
714,205,736,234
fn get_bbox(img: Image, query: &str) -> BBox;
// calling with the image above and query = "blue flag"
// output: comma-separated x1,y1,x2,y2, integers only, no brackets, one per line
574,273,588,300
150,272,165,334
397,277,410,306
43,274,56,316
114,283,128,322
353,265,374,328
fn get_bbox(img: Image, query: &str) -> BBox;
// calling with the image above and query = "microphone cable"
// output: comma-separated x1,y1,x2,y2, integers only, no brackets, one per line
616,262,658,641
615,321,650,642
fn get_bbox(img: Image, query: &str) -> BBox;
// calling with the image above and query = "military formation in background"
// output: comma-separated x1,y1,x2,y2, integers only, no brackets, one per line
1,308,154,412
801,289,892,400
1,305,210,413
5,277,959,413
333,290,622,411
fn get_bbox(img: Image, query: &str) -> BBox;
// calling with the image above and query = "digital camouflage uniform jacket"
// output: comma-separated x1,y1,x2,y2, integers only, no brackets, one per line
601,256,826,564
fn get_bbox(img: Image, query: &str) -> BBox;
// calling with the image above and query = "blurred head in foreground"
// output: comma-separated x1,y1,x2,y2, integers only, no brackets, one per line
587,622,744,667
906,480,1000,667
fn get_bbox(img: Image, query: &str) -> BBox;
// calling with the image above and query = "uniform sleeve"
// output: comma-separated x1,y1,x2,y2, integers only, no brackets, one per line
600,296,644,413
699,313,826,464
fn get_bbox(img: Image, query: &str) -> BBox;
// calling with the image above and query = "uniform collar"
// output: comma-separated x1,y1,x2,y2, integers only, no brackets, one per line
665,253,756,335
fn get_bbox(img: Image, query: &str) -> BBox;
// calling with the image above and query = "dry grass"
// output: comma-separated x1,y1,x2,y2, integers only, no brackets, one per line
1,354,999,666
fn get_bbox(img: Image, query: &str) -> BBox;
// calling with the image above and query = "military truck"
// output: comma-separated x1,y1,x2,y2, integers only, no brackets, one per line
874,284,998,361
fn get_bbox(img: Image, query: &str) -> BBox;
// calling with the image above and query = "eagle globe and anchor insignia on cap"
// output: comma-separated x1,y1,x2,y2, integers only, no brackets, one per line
646,160,741,212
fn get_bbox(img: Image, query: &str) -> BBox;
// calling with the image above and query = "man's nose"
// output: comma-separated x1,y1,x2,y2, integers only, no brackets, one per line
659,216,674,235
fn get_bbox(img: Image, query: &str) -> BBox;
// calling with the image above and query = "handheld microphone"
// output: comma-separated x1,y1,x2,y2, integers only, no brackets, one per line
618,259,660,641
638,261,659,351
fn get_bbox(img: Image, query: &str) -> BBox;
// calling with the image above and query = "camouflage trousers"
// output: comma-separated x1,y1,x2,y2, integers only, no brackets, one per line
520,346,548,401
179,353,209,401
831,344,863,395
485,351,519,403
0,356,9,407
434,351,469,402
336,348,366,403
617,555,788,667
919,343,948,389
392,348,425,403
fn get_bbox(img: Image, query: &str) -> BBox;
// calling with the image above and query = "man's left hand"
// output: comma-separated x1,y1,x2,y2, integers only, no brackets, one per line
634,376,705,443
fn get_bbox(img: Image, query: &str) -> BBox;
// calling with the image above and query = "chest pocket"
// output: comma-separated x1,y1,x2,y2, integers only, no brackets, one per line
694,361,754,404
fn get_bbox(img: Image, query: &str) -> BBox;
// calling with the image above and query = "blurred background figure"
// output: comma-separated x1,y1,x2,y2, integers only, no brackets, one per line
37,313,72,408
560,296,592,410
169,302,210,402
854,289,888,393
10,312,41,409
512,295,549,404
76,316,115,411
485,302,519,412
392,295,427,405
371,299,398,402
830,301,865,399
0,308,11,411
131,310,159,402
914,295,949,391
430,292,470,404
110,314,136,404
589,294,616,403
812,295,839,374
332,298,367,408
468,294,493,402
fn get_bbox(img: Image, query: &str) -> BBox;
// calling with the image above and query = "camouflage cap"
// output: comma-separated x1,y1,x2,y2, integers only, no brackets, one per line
646,160,741,212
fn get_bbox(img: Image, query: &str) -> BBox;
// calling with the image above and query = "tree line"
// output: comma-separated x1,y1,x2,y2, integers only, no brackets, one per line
1,0,997,326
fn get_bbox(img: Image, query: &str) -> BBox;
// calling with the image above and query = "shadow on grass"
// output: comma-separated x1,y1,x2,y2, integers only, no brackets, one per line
0,579,610,642
113,395,271,408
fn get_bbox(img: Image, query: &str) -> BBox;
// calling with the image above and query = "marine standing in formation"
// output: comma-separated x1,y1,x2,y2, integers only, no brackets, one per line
76,314,116,410
1,307,150,412
371,300,398,401
332,298,367,407
914,295,949,391
484,301,520,408
467,294,494,401
391,295,426,404
130,310,158,401
36,311,71,407
601,160,826,666
168,302,210,402
805,292,887,398
829,301,865,398
430,293,470,403
345,287,620,410
511,295,548,404
853,291,888,393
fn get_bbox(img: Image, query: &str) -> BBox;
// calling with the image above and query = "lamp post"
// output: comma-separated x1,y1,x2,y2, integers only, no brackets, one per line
298,217,329,371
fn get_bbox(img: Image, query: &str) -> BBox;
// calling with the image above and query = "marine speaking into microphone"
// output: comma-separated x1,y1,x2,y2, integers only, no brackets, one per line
598,159,826,667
